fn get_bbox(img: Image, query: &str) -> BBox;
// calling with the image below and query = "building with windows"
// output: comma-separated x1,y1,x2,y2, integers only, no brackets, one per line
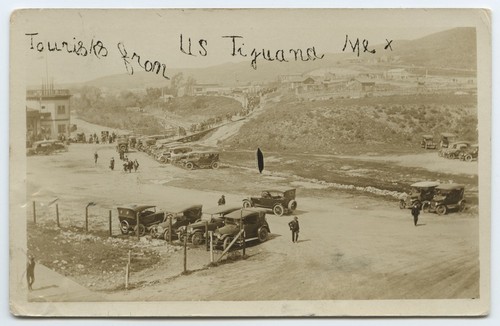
26,84,71,143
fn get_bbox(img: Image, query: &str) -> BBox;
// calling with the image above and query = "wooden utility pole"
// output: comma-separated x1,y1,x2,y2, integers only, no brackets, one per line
125,250,131,290
32,201,36,224
108,210,112,237
55,203,60,227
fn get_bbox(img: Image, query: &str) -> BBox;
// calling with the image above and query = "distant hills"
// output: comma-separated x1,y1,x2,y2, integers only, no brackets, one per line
64,27,476,91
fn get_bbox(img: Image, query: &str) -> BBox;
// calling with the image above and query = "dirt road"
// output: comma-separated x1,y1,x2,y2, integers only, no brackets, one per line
26,144,479,301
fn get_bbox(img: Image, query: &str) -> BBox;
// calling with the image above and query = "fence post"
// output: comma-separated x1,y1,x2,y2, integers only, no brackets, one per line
136,211,140,240
125,250,131,290
183,232,187,273
85,206,89,232
205,221,209,251
209,231,214,263
32,201,36,224
242,230,246,257
56,204,60,227
168,215,172,244
108,210,112,237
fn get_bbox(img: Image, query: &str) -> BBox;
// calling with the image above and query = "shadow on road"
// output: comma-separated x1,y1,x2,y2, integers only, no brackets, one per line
416,223,427,227
296,239,311,243
32,285,59,291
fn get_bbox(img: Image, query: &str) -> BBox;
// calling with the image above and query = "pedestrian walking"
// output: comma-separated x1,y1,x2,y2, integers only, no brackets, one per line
94,151,98,165
128,160,134,173
411,203,421,226
26,255,35,291
133,159,139,172
109,157,115,171
288,216,300,243
218,195,226,206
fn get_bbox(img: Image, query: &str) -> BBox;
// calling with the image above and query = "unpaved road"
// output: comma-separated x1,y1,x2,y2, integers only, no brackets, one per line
26,143,479,301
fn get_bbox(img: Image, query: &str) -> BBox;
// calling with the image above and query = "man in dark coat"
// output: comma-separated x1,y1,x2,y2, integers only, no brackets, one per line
218,195,226,206
411,203,421,226
26,255,35,291
288,216,300,243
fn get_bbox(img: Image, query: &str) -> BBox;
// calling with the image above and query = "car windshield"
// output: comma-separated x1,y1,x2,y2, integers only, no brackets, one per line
225,218,238,225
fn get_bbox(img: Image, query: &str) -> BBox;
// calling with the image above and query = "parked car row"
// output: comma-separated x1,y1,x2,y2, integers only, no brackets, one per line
399,182,466,215
438,141,478,161
116,188,298,249
27,140,68,156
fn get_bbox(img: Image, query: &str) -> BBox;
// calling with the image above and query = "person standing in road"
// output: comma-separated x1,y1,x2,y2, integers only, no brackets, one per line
109,157,115,171
411,203,421,226
94,151,99,165
218,195,226,206
26,255,35,291
288,216,300,243
133,159,139,172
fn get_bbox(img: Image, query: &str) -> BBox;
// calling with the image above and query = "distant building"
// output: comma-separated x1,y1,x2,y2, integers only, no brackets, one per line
386,68,409,80
26,83,71,143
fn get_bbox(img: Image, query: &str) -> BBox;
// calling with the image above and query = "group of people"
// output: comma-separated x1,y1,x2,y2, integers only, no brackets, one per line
93,151,139,173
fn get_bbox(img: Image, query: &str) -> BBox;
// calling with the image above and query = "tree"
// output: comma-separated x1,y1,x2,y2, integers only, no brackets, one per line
170,73,184,97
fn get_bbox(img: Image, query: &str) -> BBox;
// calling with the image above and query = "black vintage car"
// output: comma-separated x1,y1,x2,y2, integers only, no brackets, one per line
213,208,271,250
399,181,440,209
242,188,297,216
179,205,241,245
427,183,466,215
117,204,166,236
150,204,203,241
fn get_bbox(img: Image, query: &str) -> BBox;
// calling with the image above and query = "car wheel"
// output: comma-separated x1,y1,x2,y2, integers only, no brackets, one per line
191,232,204,246
399,200,406,209
458,200,466,212
273,204,284,216
288,200,297,211
185,162,194,170
134,224,146,236
211,161,220,169
242,200,252,208
149,225,159,238
258,227,268,242
465,154,473,162
422,201,430,212
223,237,232,250
448,153,456,159
436,205,447,215
120,220,130,235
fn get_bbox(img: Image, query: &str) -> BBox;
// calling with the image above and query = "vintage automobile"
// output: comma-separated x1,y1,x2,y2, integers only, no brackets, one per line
427,183,466,215
178,151,220,170
150,204,203,241
213,208,271,250
27,140,67,156
242,188,297,216
420,135,437,149
117,204,166,236
439,132,457,149
178,205,241,245
399,181,440,209
116,136,129,153
169,146,194,163
440,141,471,159
459,144,478,162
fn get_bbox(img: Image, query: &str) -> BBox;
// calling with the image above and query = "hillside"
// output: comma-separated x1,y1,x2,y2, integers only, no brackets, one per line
223,93,477,155
62,27,476,90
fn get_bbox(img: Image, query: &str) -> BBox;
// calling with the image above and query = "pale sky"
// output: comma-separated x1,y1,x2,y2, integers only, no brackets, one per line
13,9,484,85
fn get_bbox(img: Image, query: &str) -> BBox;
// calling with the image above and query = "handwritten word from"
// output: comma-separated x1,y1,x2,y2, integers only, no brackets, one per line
342,35,393,57
25,33,108,58
117,42,170,80
222,35,324,70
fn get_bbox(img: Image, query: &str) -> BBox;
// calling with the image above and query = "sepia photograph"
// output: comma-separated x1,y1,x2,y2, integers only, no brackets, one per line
8,8,491,317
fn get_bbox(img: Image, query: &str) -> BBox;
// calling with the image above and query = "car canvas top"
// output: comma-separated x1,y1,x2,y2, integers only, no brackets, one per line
410,181,440,188
436,183,465,190
165,203,203,214
422,134,434,139
117,204,156,212
225,208,267,219
203,205,241,215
